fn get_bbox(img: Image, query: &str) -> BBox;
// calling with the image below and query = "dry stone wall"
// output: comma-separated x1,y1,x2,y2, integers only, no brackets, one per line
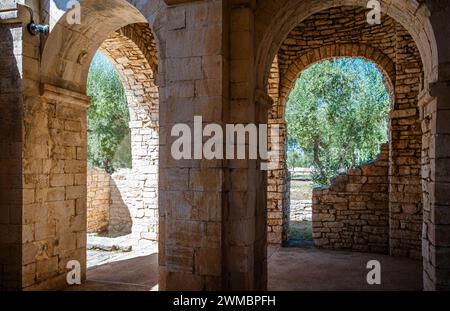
267,55,290,244
289,170,313,222
86,168,110,233
312,144,390,253
110,169,156,242
86,167,158,243
388,24,424,259
290,201,312,222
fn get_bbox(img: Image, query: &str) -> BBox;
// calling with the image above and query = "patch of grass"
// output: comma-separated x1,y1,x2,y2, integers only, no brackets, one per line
288,221,313,241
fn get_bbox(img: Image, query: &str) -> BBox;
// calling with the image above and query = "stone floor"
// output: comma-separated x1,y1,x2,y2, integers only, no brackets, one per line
86,234,157,268
67,241,159,291
268,246,422,291
67,245,422,291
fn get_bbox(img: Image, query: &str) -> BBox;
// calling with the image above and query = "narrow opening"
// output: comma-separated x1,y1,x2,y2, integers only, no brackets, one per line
86,51,133,244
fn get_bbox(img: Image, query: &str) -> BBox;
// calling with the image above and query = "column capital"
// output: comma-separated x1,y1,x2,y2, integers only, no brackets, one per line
40,83,90,108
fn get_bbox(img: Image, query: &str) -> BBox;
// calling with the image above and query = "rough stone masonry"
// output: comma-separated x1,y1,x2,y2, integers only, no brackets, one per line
267,6,423,260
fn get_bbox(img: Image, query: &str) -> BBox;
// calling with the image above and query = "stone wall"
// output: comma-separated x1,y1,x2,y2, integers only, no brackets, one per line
85,167,157,243
277,6,398,105
226,2,267,289
289,169,313,222
389,24,424,259
10,3,89,290
267,55,290,244
0,5,24,290
290,200,312,222
86,167,110,233
109,169,155,241
421,84,450,290
312,144,390,253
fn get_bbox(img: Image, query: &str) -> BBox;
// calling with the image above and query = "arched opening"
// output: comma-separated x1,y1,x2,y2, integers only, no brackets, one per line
263,4,428,290
84,24,159,288
32,0,161,290
285,57,391,247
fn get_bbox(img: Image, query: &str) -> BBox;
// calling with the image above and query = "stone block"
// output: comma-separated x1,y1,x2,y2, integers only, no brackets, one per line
166,57,203,82
195,247,221,276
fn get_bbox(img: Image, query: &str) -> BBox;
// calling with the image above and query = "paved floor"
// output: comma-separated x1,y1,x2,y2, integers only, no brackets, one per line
68,245,422,291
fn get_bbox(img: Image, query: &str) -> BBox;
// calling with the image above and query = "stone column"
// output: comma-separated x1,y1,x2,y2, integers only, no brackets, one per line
0,2,24,290
0,3,86,291
24,85,90,290
422,0,450,291
158,0,225,290
222,0,266,290
430,82,450,291
422,83,450,291
267,56,290,245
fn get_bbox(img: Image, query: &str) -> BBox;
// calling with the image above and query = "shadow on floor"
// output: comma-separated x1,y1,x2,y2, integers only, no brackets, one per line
69,247,422,291
68,253,159,291
268,246,422,291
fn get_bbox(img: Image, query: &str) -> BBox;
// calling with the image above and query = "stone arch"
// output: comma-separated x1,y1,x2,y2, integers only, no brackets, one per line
277,44,396,117
100,24,158,129
264,4,425,259
255,0,438,93
34,0,163,289
40,0,162,94
266,45,397,246
93,23,160,242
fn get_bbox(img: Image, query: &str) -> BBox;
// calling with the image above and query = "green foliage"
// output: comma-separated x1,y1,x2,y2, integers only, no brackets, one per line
286,58,390,187
287,148,311,169
87,52,131,173
288,221,313,241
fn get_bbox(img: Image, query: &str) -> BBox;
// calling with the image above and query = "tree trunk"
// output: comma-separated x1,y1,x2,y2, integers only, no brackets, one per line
338,138,351,170
351,152,357,168
313,138,321,166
